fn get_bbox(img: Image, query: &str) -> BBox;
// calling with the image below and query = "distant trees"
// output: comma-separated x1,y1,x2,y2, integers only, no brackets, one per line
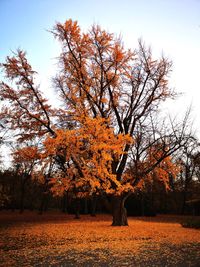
12,145,40,213
0,19,193,225
174,138,200,214
0,169,42,211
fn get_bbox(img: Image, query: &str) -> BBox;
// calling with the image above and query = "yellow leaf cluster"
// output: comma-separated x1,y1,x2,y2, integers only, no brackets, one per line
44,116,133,196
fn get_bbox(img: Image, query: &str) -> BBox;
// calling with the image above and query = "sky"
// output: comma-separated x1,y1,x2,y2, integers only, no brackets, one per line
0,0,200,164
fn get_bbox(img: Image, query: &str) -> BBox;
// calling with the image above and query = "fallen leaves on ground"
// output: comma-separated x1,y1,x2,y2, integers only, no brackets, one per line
0,211,200,266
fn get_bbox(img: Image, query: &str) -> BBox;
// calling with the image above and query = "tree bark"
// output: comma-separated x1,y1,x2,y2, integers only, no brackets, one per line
19,176,28,213
90,196,97,217
84,198,88,214
19,183,25,213
181,189,187,215
61,192,68,213
38,185,49,214
39,192,49,214
140,193,145,216
111,196,128,226
74,198,81,219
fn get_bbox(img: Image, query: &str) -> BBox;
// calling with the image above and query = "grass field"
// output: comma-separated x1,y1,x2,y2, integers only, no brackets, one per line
0,211,200,266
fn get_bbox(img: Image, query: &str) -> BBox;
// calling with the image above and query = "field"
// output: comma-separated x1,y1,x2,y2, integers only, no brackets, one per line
0,211,200,266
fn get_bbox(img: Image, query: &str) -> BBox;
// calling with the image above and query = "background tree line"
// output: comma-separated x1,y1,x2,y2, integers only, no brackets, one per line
0,140,200,217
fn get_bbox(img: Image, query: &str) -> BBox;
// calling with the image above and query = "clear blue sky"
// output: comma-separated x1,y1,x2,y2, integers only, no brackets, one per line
0,0,200,127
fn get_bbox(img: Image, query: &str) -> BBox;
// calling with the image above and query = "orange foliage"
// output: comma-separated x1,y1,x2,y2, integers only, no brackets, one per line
145,145,180,191
12,146,40,176
44,116,133,197
0,19,180,209
0,50,56,141
13,146,40,164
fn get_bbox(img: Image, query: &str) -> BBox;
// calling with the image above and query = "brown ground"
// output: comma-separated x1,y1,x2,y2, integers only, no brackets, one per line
0,211,200,266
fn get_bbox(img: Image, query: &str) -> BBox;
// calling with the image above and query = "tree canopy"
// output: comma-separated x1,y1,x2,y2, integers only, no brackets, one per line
0,19,192,225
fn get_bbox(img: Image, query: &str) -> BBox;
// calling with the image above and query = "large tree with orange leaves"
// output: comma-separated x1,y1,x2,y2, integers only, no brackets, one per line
0,20,191,225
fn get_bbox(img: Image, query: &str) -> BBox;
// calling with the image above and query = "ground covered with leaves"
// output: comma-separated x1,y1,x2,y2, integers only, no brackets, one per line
0,211,200,266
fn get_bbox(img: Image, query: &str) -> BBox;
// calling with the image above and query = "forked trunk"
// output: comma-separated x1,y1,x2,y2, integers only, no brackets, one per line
112,196,128,226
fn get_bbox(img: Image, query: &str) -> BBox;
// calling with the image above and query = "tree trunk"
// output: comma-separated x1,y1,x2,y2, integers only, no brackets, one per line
90,196,97,217
84,198,88,214
111,196,128,226
39,190,49,214
19,180,26,213
19,185,25,213
74,198,81,219
181,189,187,215
62,193,68,213
140,193,145,216
39,193,47,214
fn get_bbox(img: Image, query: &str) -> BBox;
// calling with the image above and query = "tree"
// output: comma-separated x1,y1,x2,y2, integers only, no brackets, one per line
12,145,40,213
175,138,200,214
0,19,191,225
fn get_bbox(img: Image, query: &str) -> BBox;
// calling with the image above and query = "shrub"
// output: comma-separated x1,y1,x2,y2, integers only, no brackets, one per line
181,219,200,229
